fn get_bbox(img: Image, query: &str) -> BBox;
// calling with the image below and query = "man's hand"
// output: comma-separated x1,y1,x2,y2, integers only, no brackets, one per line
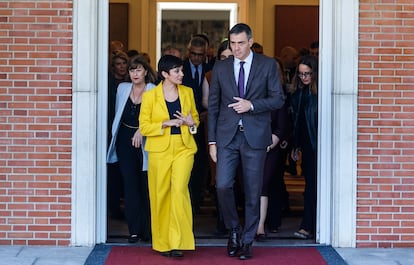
209,144,217,163
228,97,252,114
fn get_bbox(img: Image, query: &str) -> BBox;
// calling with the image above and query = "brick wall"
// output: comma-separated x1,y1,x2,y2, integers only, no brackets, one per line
0,1,73,245
358,1,414,247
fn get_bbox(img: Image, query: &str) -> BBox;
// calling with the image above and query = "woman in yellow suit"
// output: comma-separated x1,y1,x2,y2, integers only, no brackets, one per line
139,55,199,258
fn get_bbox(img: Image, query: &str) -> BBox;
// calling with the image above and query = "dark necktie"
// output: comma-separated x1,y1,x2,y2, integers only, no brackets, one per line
194,65,199,86
238,61,245,98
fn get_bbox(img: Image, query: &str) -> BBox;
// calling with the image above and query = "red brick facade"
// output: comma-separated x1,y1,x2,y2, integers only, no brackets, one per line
358,1,414,247
0,0,413,247
0,1,73,245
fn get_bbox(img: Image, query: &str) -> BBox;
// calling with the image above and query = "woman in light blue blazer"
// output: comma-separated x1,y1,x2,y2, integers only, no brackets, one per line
107,55,157,243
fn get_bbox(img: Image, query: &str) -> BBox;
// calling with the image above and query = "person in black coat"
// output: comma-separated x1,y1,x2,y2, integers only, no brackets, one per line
289,55,318,239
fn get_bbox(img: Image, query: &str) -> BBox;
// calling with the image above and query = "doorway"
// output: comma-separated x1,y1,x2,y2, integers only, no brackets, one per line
72,0,359,247
105,2,316,246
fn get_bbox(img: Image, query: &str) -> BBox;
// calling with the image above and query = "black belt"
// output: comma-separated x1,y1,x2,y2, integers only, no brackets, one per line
238,125,244,132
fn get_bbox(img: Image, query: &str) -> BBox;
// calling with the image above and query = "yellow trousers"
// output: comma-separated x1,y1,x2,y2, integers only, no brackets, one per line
147,135,195,252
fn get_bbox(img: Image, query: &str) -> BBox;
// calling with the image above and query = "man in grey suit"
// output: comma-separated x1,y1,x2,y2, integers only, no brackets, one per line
208,23,284,260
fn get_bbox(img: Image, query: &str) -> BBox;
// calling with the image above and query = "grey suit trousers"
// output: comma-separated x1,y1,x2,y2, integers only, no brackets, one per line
216,130,266,244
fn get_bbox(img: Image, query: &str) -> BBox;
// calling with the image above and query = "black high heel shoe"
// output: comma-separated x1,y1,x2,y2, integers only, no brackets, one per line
128,234,139,243
159,251,171,257
170,250,184,257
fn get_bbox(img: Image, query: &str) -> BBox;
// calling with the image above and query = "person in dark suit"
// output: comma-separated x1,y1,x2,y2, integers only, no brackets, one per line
182,36,209,214
182,36,208,113
208,23,284,260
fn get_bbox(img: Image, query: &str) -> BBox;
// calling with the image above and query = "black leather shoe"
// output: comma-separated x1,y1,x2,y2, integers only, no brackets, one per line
255,233,266,242
227,228,241,257
239,242,253,260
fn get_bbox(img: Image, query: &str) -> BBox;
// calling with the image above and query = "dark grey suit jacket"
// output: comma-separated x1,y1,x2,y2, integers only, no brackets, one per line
208,53,285,149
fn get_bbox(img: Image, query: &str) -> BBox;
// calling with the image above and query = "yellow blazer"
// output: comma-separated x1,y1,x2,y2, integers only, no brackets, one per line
139,82,200,153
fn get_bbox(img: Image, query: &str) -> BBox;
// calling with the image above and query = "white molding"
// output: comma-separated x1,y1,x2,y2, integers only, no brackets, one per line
96,0,110,244
331,0,358,247
71,0,99,246
318,0,358,247
317,0,334,245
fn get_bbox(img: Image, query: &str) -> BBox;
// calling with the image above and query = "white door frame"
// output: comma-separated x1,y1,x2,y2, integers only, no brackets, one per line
71,0,358,247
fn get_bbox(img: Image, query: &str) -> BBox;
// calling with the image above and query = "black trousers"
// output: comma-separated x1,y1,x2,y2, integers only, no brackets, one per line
116,124,150,238
299,140,317,233
265,146,289,230
107,162,123,217
189,121,209,214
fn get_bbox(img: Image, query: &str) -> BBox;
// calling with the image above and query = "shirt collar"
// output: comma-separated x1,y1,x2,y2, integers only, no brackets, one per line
190,61,200,71
234,50,253,65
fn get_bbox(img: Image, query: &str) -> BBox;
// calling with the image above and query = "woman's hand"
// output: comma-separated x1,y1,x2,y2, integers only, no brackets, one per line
266,134,280,152
131,129,143,148
162,119,183,128
174,110,195,127
280,140,288,149
291,148,301,161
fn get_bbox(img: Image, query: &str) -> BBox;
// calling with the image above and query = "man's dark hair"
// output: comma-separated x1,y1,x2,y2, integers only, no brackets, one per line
188,36,207,49
310,41,319,49
228,23,252,40
126,49,139,58
193,33,209,46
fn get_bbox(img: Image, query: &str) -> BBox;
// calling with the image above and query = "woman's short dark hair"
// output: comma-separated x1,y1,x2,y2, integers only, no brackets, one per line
128,55,157,84
157,55,183,80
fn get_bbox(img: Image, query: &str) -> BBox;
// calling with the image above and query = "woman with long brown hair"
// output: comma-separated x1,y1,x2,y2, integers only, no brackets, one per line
289,55,318,239
107,55,157,243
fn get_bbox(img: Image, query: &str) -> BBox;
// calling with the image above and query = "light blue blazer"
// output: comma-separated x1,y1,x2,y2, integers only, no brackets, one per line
106,82,156,170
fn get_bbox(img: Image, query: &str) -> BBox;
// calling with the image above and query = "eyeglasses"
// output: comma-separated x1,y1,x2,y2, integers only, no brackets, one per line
297,72,312,78
190,51,205,57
